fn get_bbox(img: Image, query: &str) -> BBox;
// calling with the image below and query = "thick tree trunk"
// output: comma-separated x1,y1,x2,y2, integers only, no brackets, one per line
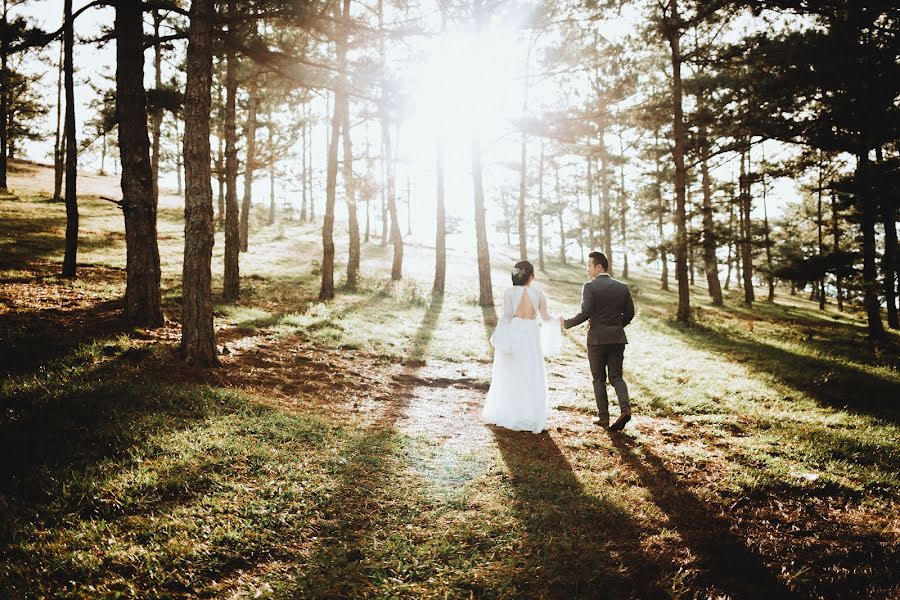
876,147,898,329
472,134,493,306
666,2,689,319
433,140,446,295
115,0,163,327
62,0,78,278
320,90,343,300
342,93,360,289
181,0,219,367
222,10,240,301
53,40,64,201
700,141,722,305
150,9,163,207
0,0,8,192
858,152,885,340
239,86,258,252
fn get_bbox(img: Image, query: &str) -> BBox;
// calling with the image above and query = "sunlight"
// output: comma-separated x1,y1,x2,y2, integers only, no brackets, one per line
410,27,522,139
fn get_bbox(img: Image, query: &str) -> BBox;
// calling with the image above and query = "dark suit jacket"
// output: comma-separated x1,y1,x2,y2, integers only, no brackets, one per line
564,274,635,345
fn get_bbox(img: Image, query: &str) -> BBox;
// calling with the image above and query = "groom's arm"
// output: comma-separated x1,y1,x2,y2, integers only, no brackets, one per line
563,283,594,329
623,286,635,327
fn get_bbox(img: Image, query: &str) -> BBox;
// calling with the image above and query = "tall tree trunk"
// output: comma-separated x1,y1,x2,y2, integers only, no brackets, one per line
150,9,163,207
876,146,898,329
300,112,308,222
222,4,240,301
858,151,885,340
320,90,343,300
740,147,754,306
832,190,843,311
587,152,594,249
239,85,258,252
0,0,8,192
537,139,545,271
268,156,275,225
342,92,360,289
817,164,826,310
472,134,493,306
53,39,64,201
433,139,446,295
700,133,722,305
181,0,219,367
665,1,690,320
599,129,613,274
762,163,775,302
61,0,78,278
654,131,669,292
216,100,225,227
385,117,402,280
115,0,163,327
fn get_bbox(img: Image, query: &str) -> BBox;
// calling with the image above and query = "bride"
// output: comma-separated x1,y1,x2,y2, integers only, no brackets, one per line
483,260,561,433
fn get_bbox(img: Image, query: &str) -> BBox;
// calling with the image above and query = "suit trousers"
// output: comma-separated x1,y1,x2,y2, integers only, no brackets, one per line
587,343,630,418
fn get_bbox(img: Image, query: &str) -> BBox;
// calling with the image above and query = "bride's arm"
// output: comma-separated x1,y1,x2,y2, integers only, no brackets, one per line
538,290,552,321
502,287,514,320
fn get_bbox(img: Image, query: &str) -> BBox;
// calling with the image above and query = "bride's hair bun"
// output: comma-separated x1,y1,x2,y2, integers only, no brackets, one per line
511,261,535,286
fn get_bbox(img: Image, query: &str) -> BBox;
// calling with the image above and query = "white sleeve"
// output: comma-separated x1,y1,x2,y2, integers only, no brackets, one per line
538,290,552,321
502,287,514,320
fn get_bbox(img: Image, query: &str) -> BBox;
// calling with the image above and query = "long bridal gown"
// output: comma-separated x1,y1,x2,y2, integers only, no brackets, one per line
483,285,561,433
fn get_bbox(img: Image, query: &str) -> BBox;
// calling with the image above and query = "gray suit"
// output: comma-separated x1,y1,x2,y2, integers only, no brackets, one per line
564,274,635,418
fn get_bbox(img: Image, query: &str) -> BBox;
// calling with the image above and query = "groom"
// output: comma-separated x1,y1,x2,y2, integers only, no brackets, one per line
560,251,635,431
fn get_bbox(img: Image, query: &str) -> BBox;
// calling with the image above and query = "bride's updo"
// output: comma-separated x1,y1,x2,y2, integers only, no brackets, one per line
511,260,535,286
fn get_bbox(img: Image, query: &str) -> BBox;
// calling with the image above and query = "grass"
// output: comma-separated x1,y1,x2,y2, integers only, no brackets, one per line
1,169,899,599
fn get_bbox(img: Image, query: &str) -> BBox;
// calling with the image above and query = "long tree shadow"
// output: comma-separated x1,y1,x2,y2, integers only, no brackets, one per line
491,428,667,598
607,433,801,599
661,320,900,424
284,299,443,594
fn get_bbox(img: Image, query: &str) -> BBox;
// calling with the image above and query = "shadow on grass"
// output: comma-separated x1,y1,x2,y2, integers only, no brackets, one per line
607,433,802,599
491,428,663,598
408,296,443,362
661,320,900,424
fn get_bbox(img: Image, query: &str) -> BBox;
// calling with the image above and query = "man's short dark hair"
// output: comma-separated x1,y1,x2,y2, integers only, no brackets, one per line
588,251,609,271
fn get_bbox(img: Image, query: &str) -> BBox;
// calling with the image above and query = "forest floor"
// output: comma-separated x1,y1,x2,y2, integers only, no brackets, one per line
1,160,899,599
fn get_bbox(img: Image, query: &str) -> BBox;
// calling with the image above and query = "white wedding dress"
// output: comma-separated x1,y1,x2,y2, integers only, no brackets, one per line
483,285,561,433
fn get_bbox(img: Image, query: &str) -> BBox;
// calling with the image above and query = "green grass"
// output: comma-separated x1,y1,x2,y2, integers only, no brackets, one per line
1,184,899,599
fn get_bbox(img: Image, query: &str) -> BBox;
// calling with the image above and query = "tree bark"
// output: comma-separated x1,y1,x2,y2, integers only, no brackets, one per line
762,165,775,302
666,0,689,320
386,118,402,280
216,99,225,227
115,0,163,327
150,9,163,207
817,165,826,310
472,134,493,306
740,147,754,306
858,151,885,340
654,131,669,291
433,139,446,295
876,147,898,329
62,0,78,278
700,131,722,305
181,0,219,367
222,6,240,301
239,85,258,252
320,89,343,300
342,92,360,289
0,0,8,192
53,39,64,201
